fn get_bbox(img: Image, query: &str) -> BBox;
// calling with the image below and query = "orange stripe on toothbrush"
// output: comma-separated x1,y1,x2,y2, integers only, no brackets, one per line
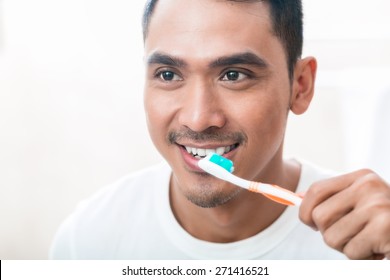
248,182,298,206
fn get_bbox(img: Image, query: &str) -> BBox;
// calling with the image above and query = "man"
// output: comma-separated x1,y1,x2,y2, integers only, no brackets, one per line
50,0,390,259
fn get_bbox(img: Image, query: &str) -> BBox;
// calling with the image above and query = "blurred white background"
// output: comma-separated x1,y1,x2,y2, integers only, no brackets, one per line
0,0,389,259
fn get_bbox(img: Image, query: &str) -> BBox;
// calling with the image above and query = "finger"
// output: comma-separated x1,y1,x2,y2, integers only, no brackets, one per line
310,187,354,233
320,208,367,253
310,175,381,232
300,169,376,228
325,201,390,259
342,224,385,260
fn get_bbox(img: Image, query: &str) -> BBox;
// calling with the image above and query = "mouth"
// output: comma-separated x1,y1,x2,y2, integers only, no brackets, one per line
181,144,239,159
169,130,245,167
177,143,239,172
178,143,239,160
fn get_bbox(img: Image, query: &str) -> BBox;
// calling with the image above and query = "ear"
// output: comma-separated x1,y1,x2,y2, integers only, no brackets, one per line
290,57,317,115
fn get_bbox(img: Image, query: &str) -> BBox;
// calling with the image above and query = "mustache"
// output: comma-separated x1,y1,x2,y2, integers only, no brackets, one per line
168,127,248,145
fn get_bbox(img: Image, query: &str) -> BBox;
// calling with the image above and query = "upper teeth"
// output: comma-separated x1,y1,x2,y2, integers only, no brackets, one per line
184,145,234,157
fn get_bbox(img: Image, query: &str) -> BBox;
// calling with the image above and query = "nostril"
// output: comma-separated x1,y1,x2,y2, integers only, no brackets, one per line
178,110,227,132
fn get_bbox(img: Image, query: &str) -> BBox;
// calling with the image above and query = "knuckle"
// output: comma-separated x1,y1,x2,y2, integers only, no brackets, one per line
357,168,374,176
343,246,360,260
311,207,326,227
323,232,341,250
298,208,309,224
353,172,388,196
374,198,390,212
367,213,390,259
374,212,390,235
342,240,367,260
362,173,382,187
306,181,325,197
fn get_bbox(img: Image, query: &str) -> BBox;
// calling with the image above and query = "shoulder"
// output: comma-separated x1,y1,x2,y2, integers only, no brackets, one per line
86,162,170,207
296,159,337,193
74,162,171,217
49,162,171,259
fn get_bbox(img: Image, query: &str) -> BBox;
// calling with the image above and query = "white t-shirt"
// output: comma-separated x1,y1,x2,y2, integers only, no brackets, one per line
49,160,346,259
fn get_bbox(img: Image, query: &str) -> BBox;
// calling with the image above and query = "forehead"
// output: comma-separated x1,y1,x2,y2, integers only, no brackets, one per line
148,0,271,24
144,0,279,63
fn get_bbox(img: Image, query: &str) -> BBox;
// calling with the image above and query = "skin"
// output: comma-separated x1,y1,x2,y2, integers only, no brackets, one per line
143,0,390,259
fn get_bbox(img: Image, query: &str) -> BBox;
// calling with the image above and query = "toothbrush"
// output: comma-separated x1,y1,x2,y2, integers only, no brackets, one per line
198,153,303,206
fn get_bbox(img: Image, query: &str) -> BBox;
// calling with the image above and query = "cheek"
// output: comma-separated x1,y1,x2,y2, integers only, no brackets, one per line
246,106,287,153
144,88,179,153
252,107,287,147
229,90,289,175
229,89,289,135
144,90,165,147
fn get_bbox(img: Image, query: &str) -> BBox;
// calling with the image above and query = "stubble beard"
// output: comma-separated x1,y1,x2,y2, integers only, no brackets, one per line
182,177,243,208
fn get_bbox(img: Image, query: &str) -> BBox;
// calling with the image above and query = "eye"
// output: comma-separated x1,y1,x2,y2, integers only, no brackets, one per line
156,70,182,82
221,70,248,82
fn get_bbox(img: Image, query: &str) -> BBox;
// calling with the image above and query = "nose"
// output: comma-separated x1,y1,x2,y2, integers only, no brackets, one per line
177,80,226,132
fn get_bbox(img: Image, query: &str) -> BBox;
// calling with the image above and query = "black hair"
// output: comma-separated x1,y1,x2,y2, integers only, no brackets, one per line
142,0,303,80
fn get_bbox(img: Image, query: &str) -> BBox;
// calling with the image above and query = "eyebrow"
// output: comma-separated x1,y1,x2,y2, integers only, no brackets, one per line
146,52,187,68
146,51,268,69
209,52,268,69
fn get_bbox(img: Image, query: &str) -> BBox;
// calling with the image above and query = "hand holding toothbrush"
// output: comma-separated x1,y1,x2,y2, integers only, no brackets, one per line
199,153,390,260
299,169,390,260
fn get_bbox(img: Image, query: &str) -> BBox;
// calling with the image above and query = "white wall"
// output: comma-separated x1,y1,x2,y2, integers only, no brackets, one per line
0,0,389,259
0,0,161,259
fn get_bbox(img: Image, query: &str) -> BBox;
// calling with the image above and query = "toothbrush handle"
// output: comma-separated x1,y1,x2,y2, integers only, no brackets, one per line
248,182,303,206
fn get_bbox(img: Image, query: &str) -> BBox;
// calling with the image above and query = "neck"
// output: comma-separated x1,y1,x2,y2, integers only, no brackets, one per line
169,158,301,243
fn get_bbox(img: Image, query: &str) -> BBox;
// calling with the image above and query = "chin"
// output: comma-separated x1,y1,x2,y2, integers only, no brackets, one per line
182,182,243,208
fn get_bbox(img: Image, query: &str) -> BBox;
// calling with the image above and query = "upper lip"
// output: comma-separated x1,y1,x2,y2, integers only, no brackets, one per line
176,142,237,149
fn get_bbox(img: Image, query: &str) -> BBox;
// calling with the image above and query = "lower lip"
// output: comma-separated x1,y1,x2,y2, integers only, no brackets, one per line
178,145,236,172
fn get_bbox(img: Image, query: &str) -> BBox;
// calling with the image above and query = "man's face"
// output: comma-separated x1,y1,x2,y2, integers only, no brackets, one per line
144,0,292,207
